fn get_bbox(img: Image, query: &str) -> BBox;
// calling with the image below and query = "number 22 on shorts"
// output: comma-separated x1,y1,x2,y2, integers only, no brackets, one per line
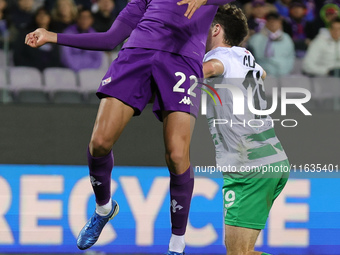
173,72,198,97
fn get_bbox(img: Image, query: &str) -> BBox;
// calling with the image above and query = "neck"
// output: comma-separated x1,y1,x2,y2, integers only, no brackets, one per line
210,42,231,51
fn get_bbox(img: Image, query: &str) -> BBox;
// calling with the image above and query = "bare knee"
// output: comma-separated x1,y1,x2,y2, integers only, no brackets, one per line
225,225,260,255
89,134,113,157
165,147,189,174
165,149,186,168
225,242,259,255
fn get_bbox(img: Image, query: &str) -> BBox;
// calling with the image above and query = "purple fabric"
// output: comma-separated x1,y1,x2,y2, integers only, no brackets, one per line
57,19,133,51
170,166,194,235
57,0,233,62
87,148,114,206
121,0,217,63
60,25,103,71
120,0,233,62
97,48,202,121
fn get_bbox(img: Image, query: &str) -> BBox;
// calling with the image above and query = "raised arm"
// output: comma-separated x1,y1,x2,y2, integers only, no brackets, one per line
203,59,224,78
57,20,133,51
26,0,147,51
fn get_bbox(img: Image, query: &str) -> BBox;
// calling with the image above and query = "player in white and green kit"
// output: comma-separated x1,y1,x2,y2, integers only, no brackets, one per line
202,5,289,255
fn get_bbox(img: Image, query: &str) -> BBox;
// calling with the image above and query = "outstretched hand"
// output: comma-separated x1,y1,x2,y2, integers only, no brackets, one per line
177,0,207,19
25,28,57,48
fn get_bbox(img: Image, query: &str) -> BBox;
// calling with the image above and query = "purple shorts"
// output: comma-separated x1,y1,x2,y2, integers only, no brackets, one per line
97,48,202,121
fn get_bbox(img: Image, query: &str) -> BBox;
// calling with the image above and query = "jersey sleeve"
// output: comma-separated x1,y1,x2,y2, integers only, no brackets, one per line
255,63,264,77
57,0,147,51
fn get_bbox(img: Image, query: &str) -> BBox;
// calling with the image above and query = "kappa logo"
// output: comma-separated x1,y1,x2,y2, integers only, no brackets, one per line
179,96,193,106
171,199,183,213
102,77,112,86
90,176,102,186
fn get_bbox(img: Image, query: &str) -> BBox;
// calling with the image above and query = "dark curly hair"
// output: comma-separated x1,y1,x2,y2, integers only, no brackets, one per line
212,4,249,46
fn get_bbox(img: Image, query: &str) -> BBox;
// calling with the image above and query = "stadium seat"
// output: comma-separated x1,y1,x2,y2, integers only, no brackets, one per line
263,75,280,97
280,75,312,91
0,50,6,67
99,52,111,71
9,66,48,103
0,50,13,68
43,67,82,104
0,68,12,103
312,77,340,110
78,69,106,104
110,51,119,62
0,68,7,86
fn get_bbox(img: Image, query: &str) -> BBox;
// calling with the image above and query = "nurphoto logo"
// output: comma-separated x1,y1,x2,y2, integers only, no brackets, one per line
200,82,312,128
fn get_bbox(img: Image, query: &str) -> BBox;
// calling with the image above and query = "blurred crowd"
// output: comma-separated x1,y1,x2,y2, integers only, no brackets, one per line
0,0,125,71
1,0,340,77
240,0,340,77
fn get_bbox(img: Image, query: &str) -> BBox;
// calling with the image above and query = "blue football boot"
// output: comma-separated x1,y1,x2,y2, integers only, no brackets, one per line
77,200,119,250
166,251,185,255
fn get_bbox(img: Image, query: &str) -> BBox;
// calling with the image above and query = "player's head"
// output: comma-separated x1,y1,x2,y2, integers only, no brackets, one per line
206,4,248,52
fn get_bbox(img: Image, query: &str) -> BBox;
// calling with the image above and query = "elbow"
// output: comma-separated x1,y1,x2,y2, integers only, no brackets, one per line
101,35,119,51
206,69,219,78
203,66,215,78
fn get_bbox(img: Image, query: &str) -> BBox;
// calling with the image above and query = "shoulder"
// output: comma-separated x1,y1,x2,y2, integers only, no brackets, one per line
204,47,231,62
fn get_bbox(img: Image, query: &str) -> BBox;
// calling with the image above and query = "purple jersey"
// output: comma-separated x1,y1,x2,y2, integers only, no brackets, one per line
117,0,218,63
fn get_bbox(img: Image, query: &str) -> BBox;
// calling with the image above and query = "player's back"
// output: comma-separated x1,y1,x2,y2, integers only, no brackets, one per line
204,46,287,169
120,0,218,63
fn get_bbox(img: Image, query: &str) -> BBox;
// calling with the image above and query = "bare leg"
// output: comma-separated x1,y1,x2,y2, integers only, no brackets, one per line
163,111,195,174
89,97,134,156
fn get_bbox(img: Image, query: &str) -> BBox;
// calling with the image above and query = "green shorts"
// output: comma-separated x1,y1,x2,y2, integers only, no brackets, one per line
222,159,290,229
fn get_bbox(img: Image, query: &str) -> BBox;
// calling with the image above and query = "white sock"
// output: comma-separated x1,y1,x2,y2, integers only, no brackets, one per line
169,234,185,253
96,198,112,216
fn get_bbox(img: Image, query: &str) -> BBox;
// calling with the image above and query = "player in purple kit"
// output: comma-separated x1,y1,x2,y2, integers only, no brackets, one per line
25,0,232,254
